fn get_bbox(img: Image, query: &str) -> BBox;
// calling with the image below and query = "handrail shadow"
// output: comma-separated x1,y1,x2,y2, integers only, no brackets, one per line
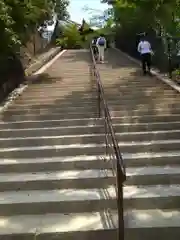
90,44,126,239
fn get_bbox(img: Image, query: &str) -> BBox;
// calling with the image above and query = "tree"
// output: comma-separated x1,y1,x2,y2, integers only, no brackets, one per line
0,0,70,52
56,23,83,49
55,0,70,20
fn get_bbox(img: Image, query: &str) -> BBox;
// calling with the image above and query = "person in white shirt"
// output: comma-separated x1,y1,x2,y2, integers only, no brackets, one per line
96,34,106,63
137,35,153,75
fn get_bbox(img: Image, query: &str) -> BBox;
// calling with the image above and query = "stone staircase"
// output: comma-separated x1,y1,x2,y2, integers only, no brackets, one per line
1,47,180,240
0,50,118,239
98,48,180,239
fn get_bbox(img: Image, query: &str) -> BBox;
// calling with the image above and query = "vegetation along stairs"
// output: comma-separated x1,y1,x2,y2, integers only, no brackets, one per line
97,48,180,239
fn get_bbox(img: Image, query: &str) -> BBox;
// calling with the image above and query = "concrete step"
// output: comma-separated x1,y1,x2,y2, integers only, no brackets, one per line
1,130,180,148
0,118,98,128
1,116,180,128
13,98,97,105
109,109,180,116
111,114,180,124
9,103,98,110
0,125,103,138
0,140,180,158
1,122,180,138
124,151,180,167
0,186,116,215
16,95,96,101
0,112,97,121
0,169,114,191
0,155,110,173
0,183,179,215
126,166,180,185
124,184,180,209
125,209,180,240
0,211,117,240
5,105,180,116
3,107,97,115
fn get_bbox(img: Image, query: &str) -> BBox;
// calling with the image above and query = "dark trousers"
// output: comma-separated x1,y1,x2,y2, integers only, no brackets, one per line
141,53,151,73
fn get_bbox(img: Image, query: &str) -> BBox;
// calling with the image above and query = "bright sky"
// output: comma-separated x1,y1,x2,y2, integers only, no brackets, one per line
68,0,108,24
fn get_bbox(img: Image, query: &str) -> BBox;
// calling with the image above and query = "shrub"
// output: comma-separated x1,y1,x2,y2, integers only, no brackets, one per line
56,24,83,49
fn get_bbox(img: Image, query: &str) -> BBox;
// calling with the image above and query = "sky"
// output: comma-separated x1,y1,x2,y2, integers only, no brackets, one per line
67,0,108,24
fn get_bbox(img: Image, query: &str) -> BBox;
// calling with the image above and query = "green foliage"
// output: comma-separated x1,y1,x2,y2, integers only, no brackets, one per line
0,0,69,53
56,24,83,49
102,0,180,36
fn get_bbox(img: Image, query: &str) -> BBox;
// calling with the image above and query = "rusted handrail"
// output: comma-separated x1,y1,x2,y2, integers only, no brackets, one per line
90,45,126,240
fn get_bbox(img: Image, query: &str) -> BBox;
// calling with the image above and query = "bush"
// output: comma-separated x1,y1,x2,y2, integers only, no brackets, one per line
56,24,83,49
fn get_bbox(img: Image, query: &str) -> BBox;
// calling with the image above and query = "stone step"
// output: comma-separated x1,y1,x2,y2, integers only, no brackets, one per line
13,98,97,104
0,165,179,191
1,122,180,138
0,183,180,215
0,211,117,240
0,186,116,215
111,114,180,124
12,98,179,107
109,109,180,116
1,130,180,148
0,118,98,128
125,209,180,240
1,115,180,128
0,169,114,191
126,166,180,185
9,103,98,109
0,125,103,137
124,151,180,167
3,107,97,115
124,184,180,209
5,105,180,116
0,140,179,158
0,112,97,121
16,95,96,100
0,155,109,173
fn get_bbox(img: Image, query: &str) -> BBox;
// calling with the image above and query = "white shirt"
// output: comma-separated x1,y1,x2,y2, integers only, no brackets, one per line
138,40,151,54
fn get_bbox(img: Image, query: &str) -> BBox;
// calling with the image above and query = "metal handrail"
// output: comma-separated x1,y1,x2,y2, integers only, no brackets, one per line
90,45,126,240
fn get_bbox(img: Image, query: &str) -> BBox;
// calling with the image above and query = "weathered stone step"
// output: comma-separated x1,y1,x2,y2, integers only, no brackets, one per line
124,151,180,167
0,155,109,173
0,186,116,215
0,112,97,121
124,184,180,209
16,94,96,100
1,130,180,148
0,211,117,240
0,118,98,128
1,122,180,137
125,209,180,240
10,102,98,108
126,166,180,185
0,169,114,191
0,140,180,158
0,183,180,215
1,115,179,128
111,114,180,124
3,106,97,115
109,109,180,116
0,125,103,137
6,104,180,114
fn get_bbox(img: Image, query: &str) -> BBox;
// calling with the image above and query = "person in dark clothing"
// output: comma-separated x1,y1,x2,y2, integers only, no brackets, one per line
92,37,98,59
